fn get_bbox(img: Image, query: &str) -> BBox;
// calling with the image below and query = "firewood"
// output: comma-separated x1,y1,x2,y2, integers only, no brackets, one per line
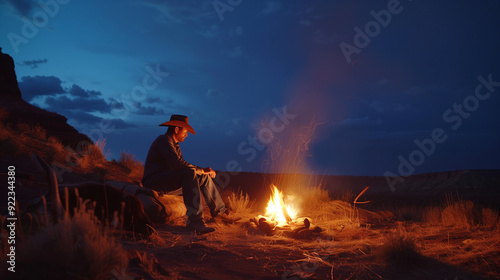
258,220,276,235
294,217,312,229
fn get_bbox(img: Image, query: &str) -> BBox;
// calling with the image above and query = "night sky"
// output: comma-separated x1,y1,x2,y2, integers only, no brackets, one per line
1,0,499,176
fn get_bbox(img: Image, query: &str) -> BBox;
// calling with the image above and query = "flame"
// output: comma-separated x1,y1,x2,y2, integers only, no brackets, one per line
265,185,296,225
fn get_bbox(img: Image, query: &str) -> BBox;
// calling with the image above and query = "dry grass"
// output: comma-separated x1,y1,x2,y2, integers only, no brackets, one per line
441,195,476,228
423,206,442,225
0,111,109,174
434,194,499,228
118,152,144,183
377,229,422,268
481,208,499,228
17,208,127,280
227,190,255,215
129,250,170,280
0,127,18,157
78,139,107,171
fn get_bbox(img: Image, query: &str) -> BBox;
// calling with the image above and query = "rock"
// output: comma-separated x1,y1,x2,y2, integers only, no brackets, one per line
0,49,91,148
0,48,22,100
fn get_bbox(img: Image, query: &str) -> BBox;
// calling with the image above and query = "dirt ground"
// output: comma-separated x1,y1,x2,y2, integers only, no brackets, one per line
118,207,499,280
1,154,498,280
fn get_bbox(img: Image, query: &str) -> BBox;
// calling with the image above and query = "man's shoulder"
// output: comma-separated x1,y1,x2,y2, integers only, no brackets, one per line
154,133,171,141
152,134,174,146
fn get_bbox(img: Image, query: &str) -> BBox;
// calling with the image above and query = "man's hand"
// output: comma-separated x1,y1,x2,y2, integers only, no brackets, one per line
202,167,216,178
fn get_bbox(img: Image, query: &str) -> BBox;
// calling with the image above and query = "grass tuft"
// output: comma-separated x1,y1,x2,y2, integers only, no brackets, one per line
227,190,255,214
17,208,127,280
118,152,144,183
78,139,107,171
378,230,422,269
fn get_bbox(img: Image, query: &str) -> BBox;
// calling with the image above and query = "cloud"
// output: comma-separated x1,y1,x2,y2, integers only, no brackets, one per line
67,111,135,129
69,84,101,98
18,80,135,129
134,103,165,115
262,1,282,14
45,95,110,113
2,0,37,16
109,97,165,116
145,96,162,103
18,59,48,68
18,75,65,101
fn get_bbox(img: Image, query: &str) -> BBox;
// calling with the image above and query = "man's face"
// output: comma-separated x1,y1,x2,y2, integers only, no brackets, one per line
174,127,188,142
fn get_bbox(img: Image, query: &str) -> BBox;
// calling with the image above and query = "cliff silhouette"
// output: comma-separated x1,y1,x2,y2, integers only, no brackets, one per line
0,48,91,147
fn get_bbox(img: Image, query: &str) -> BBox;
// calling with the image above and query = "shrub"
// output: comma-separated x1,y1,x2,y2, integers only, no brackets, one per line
17,209,127,280
0,128,18,157
377,230,422,268
119,152,144,183
441,195,475,228
481,208,499,228
43,136,67,163
422,206,441,225
227,190,255,214
79,139,107,171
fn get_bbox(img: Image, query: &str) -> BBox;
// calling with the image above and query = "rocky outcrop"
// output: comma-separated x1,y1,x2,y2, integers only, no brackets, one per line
0,49,91,147
0,48,22,99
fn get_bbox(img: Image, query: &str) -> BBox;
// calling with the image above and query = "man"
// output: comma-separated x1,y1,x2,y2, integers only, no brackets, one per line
142,114,231,234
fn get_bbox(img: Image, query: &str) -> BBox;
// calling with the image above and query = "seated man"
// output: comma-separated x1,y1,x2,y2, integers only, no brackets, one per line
142,114,230,234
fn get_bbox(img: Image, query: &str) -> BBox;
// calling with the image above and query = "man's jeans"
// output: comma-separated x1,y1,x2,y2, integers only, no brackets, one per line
143,168,226,225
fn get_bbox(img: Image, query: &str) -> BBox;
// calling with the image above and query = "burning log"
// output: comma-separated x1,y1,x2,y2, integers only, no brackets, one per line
248,185,325,238
249,216,277,235
294,217,311,229
258,220,276,236
249,214,323,238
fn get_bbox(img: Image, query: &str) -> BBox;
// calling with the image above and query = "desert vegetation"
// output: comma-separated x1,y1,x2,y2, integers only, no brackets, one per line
3,183,499,279
1,112,499,279
0,110,143,183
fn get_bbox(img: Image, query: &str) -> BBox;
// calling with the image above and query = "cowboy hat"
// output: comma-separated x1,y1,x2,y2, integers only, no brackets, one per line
159,114,196,134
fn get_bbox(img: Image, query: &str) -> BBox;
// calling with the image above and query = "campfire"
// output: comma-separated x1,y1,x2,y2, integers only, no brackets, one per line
249,185,322,237
265,185,296,226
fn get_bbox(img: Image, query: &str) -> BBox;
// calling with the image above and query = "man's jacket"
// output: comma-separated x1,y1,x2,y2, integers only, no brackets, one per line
142,133,201,185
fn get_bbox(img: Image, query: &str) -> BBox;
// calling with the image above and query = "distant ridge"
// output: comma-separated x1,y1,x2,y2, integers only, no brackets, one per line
0,49,91,147
223,169,500,207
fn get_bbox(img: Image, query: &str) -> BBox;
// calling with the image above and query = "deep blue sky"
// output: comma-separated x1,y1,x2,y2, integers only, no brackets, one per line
1,0,499,177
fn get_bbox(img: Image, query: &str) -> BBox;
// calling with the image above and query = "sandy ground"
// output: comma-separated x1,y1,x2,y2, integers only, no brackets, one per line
117,207,499,280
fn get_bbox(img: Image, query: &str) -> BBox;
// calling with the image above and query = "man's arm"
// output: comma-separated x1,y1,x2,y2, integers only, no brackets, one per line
157,136,203,173
201,167,216,178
